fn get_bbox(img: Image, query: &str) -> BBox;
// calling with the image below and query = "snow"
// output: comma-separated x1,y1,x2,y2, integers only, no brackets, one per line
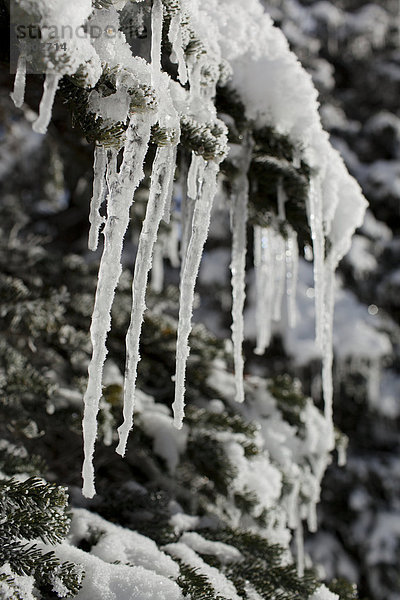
308,585,339,600
46,542,182,600
69,509,179,579
0,564,36,600
164,542,241,600
179,532,242,564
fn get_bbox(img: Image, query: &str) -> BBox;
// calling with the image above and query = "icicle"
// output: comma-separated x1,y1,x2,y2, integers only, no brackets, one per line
162,145,178,224
151,0,164,86
286,228,298,328
367,357,381,405
308,177,325,350
295,512,305,578
32,73,61,134
180,153,205,272
321,259,335,448
167,218,181,268
82,117,151,498
151,241,164,293
277,177,286,220
116,145,175,456
254,226,273,355
172,160,219,429
272,231,286,322
230,175,249,404
187,152,202,200
287,478,300,530
307,499,318,534
168,11,188,85
337,435,348,467
88,146,108,251
11,52,27,109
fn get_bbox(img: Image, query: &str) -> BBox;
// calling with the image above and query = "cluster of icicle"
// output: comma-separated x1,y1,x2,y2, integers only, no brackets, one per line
11,0,367,499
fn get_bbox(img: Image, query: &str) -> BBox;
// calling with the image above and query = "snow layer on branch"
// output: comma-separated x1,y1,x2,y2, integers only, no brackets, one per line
164,542,241,600
69,509,179,580
44,542,182,600
0,564,36,600
308,585,339,600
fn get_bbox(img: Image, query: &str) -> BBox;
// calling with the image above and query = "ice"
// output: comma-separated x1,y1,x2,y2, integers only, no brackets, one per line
272,231,286,322
180,153,205,273
162,146,178,224
230,145,251,403
151,241,164,293
253,227,288,354
366,357,381,406
32,73,61,135
254,226,273,355
286,228,298,328
321,260,335,444
308,177,325,350
82,117,151,497
151,0,164,86
11,53,27,109
172,160,219,429
295,516,304,577
88,146,107,251
167,218,181,268
277,177,287,220
117,145,176,456
13,0,368,506
168,12,188,85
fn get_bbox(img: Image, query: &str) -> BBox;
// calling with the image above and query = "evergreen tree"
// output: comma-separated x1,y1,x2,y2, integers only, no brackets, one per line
0,1,390,599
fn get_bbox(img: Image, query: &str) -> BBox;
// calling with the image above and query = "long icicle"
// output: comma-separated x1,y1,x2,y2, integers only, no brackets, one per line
286,228,299,328
230,140,252,403
272,231,286,322
180,153,205,274
254,226,273,355
321,258,335,448
88,146,108,251
308,176,325,349
162,145,178,224
82,117,151,498
117,145,176,456
168,11,188,85
172,159,219,429
11,51,27,109
32,73,61,134
151,0,164,87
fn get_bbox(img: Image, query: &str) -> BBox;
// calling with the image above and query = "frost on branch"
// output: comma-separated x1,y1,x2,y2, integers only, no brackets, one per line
12,0,366,497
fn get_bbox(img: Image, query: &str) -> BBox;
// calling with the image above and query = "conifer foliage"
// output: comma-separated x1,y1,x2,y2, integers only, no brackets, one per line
0,0,377,599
